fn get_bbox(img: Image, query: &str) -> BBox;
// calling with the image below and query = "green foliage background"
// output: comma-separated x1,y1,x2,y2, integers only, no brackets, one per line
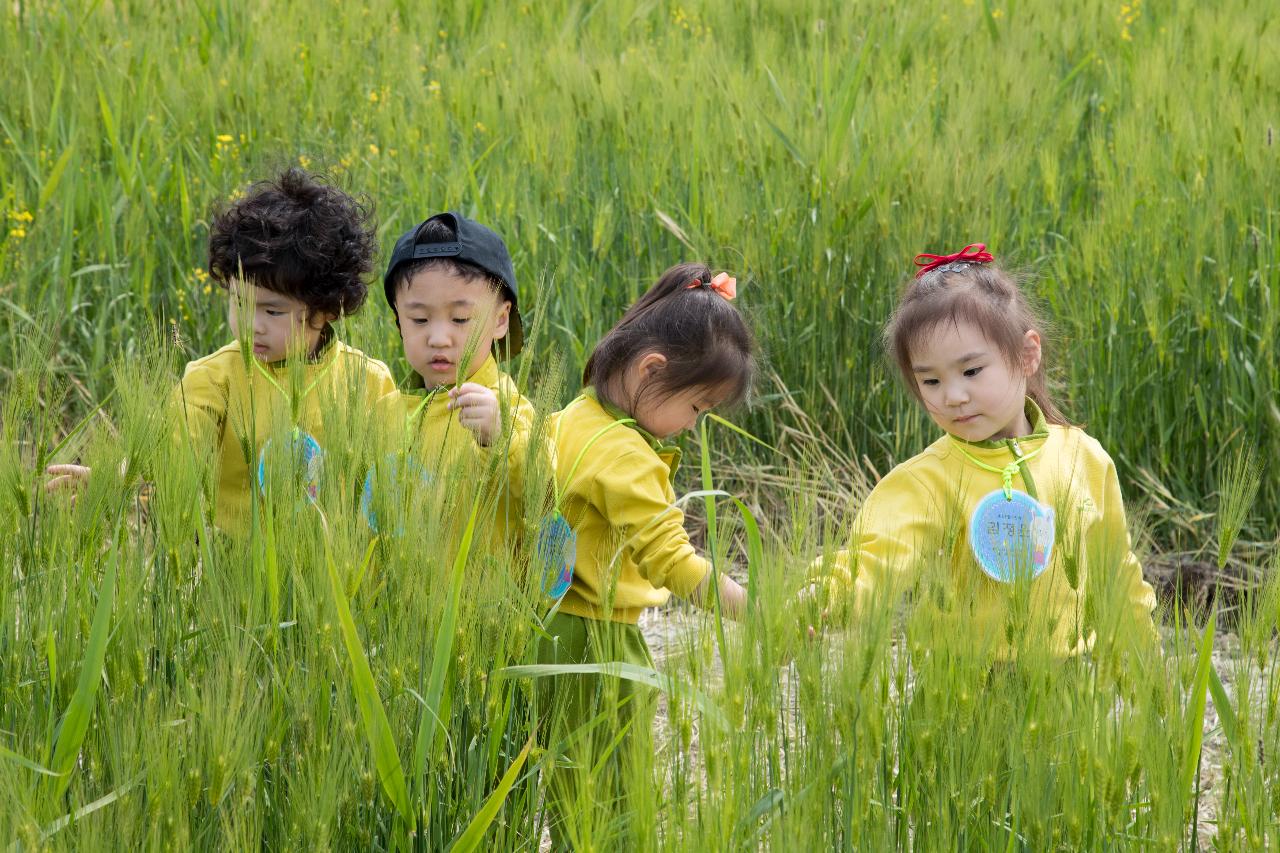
1,0,1277,536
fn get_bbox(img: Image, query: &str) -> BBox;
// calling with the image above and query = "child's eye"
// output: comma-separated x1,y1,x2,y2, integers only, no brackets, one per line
920,378,940,386
265,309,286,317
410,317,428,325
963,366,984,378
452,317,471,325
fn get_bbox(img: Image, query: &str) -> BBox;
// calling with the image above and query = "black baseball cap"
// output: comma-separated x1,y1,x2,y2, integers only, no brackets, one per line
383,211,523,357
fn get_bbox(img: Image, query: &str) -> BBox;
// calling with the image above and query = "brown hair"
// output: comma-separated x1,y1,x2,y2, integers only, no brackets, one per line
884,260,1069,425
584,262,756,414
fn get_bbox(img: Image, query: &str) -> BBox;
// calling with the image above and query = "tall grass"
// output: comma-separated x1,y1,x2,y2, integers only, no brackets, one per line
0,334,1275,848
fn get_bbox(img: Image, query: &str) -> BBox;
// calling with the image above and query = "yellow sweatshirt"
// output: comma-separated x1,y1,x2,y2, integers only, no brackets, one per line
174,334,396,532
372,355,543,546
816,399,1156,658
550,390,710,624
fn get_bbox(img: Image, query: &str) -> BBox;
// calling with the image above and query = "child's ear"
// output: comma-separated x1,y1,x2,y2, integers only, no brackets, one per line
491,300,512,341
637,352,668,380
308,309,340,330
1021,329,1042,376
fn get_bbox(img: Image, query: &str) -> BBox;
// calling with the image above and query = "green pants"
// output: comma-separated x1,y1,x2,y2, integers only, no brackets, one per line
535,612,657,850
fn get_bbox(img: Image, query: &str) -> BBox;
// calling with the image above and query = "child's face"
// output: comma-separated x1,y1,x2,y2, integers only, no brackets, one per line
395,268,510,387
622,353,729,440
227,279,328,362
909,319,1041,442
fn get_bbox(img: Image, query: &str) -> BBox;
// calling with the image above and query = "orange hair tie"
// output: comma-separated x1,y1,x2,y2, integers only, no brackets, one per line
686,271,737,301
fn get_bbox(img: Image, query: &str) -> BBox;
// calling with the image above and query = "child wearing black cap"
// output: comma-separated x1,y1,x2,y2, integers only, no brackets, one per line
369,212,544,546
46,169,396,533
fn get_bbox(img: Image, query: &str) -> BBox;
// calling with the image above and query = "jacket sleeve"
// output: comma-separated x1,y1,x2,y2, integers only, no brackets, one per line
500,393,537,506
170,361,227,455
811,466,941,620
1096,457,1158,645
358,356,398,406
594,449,710,597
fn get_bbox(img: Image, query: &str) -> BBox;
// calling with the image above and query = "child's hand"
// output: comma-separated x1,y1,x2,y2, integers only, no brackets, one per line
448,383,501,446
692,571,748,620
45,464,92,494
797,581,829,639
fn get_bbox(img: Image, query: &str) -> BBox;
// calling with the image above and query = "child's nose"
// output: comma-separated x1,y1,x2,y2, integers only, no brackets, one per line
944,382,968,406
427,324,451,347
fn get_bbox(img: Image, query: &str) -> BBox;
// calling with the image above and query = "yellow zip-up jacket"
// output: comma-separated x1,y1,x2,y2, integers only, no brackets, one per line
816,399,1156,658
372,355,544,547
174,334,396,532
550,390,710,624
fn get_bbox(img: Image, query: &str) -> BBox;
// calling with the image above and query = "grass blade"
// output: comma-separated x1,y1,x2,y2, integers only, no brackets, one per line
448,736,535,853
1,742,65,777
47,540,117,800
1180,612,1216,801
498,662,728,730
324,535,413,822
414,494,482,787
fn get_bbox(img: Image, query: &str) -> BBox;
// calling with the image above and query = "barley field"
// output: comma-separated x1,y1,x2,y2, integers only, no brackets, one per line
1,0,1278,849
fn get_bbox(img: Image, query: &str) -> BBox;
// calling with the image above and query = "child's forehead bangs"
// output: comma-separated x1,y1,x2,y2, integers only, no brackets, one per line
891,273,1026,373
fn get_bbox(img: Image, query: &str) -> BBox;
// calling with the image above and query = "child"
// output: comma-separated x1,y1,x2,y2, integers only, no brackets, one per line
538,262,755,847
369,212,541,546
47,168,395,533
811,244,1156,659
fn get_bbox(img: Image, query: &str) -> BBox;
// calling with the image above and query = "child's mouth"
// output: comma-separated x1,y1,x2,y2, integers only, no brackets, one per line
954,414,979,424
428,356,454,372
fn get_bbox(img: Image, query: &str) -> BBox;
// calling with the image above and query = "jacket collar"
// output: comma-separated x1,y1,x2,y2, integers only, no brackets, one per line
581,386,682,459
949,397,1049,454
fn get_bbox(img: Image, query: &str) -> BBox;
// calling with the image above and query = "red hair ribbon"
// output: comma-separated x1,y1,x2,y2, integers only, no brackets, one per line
913,243,994,278
686,271,737,301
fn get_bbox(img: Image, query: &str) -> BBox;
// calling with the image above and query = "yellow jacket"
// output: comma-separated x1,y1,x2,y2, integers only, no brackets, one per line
816,399,1156,658
550,390,709,624
372,355,544,547
174,334,396,532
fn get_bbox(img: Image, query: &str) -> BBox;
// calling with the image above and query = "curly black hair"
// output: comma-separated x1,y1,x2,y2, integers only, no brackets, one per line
207,168,376,318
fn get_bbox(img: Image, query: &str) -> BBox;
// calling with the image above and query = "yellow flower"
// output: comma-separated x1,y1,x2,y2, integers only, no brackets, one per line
368,144,380,156
8,227,26,239
368,90,379,103
438,29,447,38
298,154,311,169
991,8,1004,18
474,121,487,133
428,80,442,95
216,134,233,143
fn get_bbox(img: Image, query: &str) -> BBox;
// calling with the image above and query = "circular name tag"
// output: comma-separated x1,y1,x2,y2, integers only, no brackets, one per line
361,453,433,535
535,512,577,598
968,489,1055,583
256,431,323,505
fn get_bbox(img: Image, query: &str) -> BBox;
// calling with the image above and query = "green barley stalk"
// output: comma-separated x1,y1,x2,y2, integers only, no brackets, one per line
1216,444,1262,570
